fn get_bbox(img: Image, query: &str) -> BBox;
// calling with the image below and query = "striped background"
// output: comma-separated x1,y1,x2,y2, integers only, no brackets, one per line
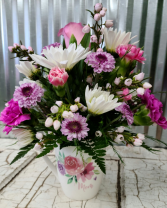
0,0,167,145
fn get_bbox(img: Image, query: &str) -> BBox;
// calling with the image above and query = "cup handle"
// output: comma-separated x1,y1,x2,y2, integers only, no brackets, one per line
42,155,60,183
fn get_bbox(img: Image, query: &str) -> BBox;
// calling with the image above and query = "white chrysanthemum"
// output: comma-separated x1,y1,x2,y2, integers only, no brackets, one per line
15,61,38,77
103,27,138,52
12,129,34,148
85,84,122,115
29,43,91,71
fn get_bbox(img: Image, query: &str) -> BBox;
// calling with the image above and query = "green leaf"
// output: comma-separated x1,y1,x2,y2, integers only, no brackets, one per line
80,32,90,49
134,105,153,126
94,170,100,175
10,142,35,165
67,177,73,184
65,174,72,177
74,175,77,183
63,152,65,160
36,146,53,158
145,135,167,147
69,34,77,47
59,152,62,156
86,157,92,163
86,9,94,17
58,156,64,164
63,38,66,49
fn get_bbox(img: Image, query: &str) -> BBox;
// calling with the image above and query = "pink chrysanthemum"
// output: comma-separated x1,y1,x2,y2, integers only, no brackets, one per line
61,113,89,141
41,42,61,53
85,52,115,73
13,82,44,108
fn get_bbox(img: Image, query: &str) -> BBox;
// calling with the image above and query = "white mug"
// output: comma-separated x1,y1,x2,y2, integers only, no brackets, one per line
43,145,104,200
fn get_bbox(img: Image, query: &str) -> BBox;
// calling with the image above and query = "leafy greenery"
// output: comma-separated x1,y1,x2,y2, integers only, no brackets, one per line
10,142,36,165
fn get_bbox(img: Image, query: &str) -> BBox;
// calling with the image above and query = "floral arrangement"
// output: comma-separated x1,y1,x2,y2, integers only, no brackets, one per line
1,3,167,173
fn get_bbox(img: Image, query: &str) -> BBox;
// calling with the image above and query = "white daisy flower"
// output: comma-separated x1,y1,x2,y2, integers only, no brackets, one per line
103,27,138,53
85,84,121,115
29,43,91,71
15,61,38,78
12,129,34,148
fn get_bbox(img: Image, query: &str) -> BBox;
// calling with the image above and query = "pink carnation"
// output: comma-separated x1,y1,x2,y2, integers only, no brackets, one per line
138,89,167,129
0,99,31,134
116,44,146,64
48,67,69,87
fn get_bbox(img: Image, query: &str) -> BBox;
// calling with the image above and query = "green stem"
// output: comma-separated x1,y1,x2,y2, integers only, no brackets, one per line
86,114,91,121
95,74,100,85
103,115,122,131
65,82,73,104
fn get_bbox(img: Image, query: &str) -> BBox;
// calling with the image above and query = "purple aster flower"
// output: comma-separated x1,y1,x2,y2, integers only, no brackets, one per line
115,102,134,125
84,52,115,73
58,161,66,175
61,113,89,141
13,82,44,108
41,42,61,55
138,89,167,129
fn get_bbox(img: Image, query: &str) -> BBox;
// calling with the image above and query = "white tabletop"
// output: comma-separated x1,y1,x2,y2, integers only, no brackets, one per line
0,139,167,208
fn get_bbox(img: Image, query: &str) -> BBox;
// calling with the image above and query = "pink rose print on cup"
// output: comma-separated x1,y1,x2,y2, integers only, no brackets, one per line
77,162,94,183
64,156,84,175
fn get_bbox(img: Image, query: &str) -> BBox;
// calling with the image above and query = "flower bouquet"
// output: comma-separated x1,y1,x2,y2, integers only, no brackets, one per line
1,2,167,200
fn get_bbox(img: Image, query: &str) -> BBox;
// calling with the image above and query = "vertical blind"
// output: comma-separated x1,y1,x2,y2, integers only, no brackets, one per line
0,0,167,145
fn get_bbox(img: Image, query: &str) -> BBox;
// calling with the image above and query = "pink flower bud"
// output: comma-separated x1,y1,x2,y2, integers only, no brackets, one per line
100,10,105,17
90,35,97,43
36,132,43,140
80,106,87,112
20,45,27,50
68,111,74,118
116,126,125,133
62,111,69,118
8,46,14,52
34,143,42,151
115,134,124,143
94,13,101,21
137,133,145,140
53,120,61,130
133,138,142,146
97,48,103,52
114,77,121,85
13,43,19,48
143,82,152,89
82,25,90,33
124,78,132,86
86,76,93,83
75,97,80,103
134,72,145,81
102,7,107,12
95,131,102,137
62,111,74,118
70,104,78,112
56,101,63,107
105,20,113,28
45,117,53,127
94,3,102,12
28,46,33,52
137,87,145,95
106,83,111,89
50,105,59,113
48,67,69,87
